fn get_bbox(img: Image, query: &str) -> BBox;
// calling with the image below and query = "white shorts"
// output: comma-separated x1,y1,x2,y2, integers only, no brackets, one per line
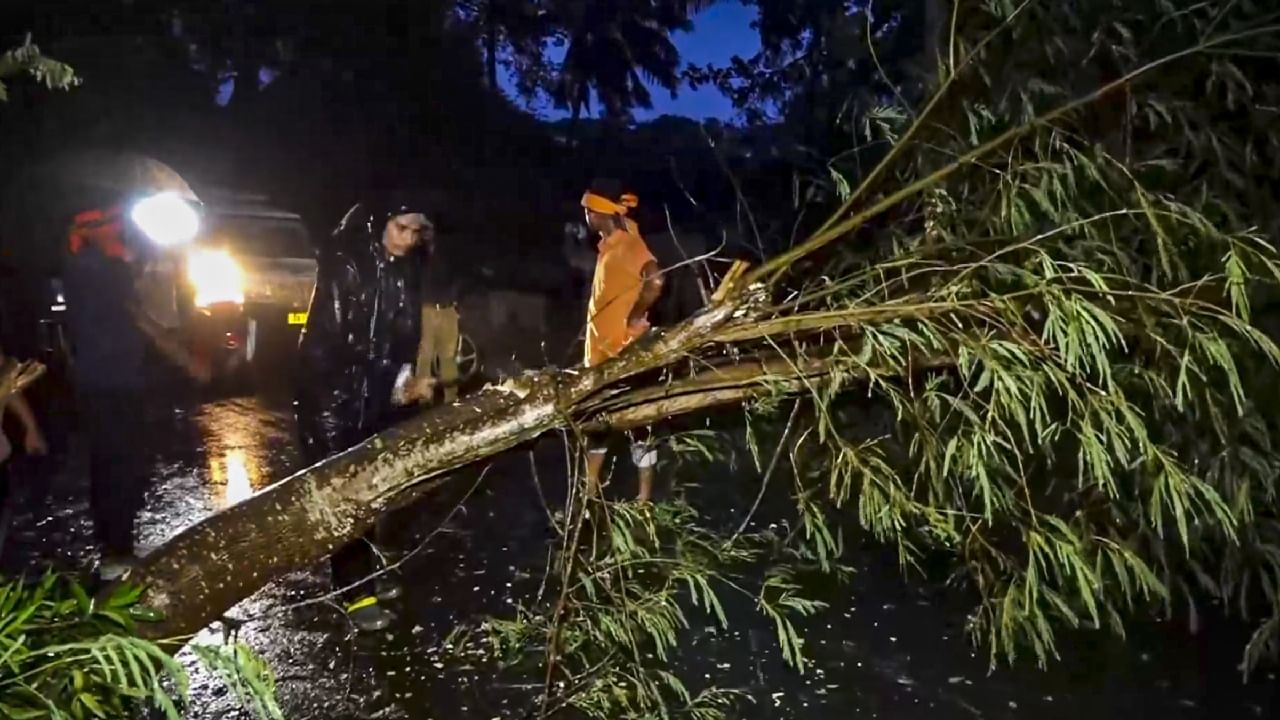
587,428,658,469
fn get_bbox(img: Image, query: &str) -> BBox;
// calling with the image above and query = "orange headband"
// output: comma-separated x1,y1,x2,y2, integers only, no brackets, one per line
581,191,639,216
69,206,128,258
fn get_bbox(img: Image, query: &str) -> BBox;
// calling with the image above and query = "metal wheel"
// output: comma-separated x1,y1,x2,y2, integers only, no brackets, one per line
455,333,479,381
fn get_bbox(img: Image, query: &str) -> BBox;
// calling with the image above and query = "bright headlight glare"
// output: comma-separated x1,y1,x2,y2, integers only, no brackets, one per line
187,248,245,307
131,192,200,247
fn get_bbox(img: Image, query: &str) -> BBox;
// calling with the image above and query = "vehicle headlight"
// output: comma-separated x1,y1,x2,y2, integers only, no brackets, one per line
131,192,201,247
187,248,245,307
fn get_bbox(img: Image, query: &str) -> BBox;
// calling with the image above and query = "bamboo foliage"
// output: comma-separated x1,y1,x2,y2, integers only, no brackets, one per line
745,0,1280,671
802,0,1280,671
463,498,821,719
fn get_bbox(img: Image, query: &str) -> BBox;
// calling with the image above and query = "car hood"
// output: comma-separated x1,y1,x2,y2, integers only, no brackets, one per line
237,256,317,308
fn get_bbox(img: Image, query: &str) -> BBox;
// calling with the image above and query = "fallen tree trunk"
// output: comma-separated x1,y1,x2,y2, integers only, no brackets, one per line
130,302,757,640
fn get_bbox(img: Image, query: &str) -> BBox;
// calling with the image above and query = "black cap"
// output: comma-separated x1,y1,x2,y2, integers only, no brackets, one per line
380,192,432,223
587,177,623,199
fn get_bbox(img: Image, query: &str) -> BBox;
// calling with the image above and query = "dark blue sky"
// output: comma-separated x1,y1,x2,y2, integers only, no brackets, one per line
501,2,762,122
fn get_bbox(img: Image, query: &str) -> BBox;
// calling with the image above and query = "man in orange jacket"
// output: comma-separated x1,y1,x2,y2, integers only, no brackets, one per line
579,181,664,501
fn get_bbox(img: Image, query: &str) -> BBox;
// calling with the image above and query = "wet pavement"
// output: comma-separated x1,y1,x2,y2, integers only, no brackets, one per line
2,378,1278,720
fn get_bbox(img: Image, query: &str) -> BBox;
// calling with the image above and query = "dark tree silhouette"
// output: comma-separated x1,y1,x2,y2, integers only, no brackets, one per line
540,1,712,132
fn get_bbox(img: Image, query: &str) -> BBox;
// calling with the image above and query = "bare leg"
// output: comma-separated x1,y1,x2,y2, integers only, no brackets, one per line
630,430,657,503
636,465,655,503
585,449,607,498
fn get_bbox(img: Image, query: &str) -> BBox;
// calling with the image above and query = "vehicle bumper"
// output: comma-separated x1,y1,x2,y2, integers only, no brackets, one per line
192,301,309,371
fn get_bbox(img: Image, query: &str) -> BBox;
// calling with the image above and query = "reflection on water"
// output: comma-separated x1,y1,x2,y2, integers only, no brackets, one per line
213,449,255,506
196,399,288,509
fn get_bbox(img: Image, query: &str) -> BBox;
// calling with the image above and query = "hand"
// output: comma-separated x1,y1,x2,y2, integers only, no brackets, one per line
626,315,651,339
405,376,438,404
395,376,436,406
23,428,48,456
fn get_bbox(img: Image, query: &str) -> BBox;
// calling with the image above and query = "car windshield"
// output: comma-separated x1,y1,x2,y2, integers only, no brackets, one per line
202,214,312,258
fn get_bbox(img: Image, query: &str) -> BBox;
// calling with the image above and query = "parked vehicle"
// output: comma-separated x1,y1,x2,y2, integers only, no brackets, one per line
168,195,319,391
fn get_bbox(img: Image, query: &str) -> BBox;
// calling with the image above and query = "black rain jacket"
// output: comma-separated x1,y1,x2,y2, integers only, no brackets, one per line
295,205,423,462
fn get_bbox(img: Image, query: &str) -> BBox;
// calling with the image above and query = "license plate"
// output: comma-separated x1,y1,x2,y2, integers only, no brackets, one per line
287,312,308,325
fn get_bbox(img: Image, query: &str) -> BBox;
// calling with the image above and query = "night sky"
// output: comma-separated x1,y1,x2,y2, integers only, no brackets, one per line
637,2,760,121
501,2,762,122
220,4,763,120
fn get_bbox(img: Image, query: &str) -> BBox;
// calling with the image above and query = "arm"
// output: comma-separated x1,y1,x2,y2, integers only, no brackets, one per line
627,260,665,337
300,250,364,381
4,392,47,456
0,348,46,455
96,256,209,384
131,306,212,384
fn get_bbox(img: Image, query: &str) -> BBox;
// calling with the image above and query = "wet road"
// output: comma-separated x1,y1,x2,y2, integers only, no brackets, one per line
2,385,1278,719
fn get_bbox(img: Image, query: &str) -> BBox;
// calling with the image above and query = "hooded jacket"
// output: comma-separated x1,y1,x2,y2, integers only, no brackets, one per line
295,204,423,460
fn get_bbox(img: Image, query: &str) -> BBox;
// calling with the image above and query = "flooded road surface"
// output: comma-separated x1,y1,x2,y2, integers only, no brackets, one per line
2,386,1278,719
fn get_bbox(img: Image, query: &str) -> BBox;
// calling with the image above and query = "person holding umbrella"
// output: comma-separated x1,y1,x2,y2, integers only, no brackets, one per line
62,200,211,581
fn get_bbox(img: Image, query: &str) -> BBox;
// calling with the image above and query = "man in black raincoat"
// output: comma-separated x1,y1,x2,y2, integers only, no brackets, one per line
296,199,434,632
